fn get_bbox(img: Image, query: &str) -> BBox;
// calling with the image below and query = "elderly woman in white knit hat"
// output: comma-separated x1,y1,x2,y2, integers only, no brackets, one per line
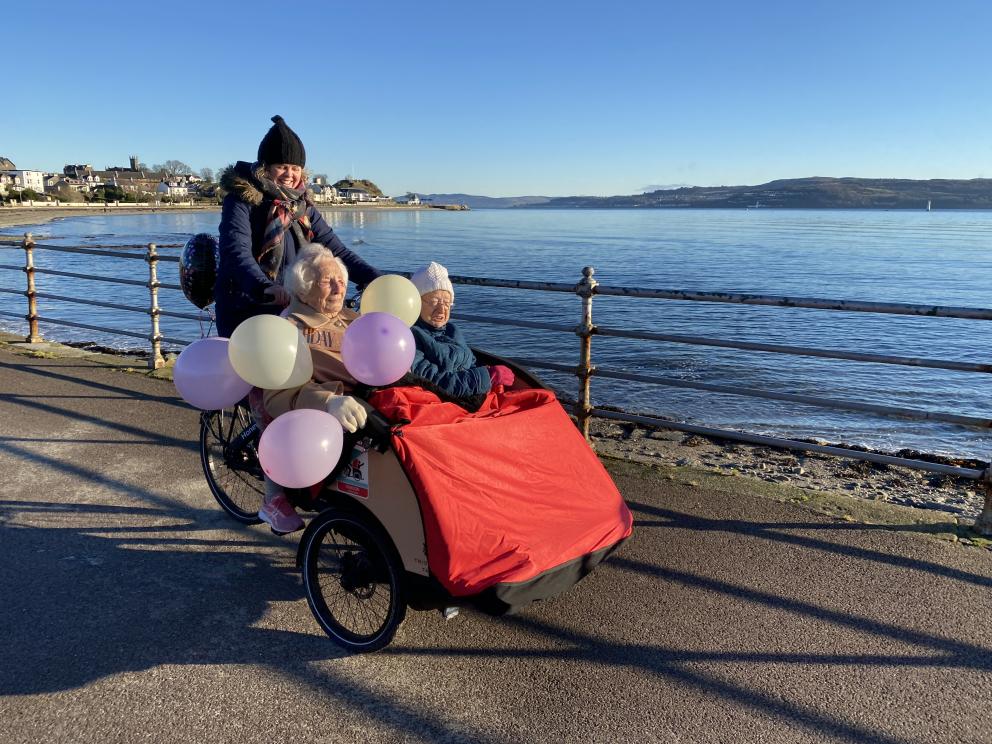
408,262,514,399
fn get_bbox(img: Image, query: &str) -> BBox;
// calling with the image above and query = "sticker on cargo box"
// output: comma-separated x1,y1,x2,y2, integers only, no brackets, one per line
333,444,369,499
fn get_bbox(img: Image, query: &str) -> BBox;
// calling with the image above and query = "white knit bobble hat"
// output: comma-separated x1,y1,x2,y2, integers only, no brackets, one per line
410,262,454,299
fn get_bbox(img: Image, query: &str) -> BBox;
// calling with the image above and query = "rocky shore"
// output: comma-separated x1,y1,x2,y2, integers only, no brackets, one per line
589,418,988,522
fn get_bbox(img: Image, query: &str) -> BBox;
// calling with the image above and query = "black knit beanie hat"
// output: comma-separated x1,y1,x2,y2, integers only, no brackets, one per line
257,115,306,167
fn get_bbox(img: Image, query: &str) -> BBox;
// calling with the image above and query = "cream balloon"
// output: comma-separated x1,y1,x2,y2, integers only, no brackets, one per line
360,274,422,326
228,314,313,390
283,328,315,388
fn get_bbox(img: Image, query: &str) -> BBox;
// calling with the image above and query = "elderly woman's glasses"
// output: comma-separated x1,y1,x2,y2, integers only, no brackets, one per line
422,296,452,309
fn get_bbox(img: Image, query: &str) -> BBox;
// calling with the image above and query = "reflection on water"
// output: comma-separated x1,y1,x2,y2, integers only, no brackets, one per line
2,208,992,456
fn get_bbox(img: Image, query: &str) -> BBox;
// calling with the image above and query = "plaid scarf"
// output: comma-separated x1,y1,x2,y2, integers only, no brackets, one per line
255,171,314,280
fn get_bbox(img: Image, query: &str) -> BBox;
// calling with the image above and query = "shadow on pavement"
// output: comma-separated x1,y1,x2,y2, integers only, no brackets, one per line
4,359,188,409
0,498,506,744
0,395,198,452
627,499,992,588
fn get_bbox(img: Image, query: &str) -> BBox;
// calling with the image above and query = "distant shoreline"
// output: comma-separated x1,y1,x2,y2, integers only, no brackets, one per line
511,176,992,210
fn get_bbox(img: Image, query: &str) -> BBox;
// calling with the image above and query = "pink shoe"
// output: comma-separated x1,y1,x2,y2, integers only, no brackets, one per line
258,492,304,535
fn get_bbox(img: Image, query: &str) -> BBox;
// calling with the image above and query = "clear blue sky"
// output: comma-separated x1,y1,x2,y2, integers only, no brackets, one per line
3,1,990,196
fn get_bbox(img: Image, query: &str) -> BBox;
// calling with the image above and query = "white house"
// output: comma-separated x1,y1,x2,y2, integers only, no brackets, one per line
156,181,189,197
338,187,371,202
310,184,339,203
1,169,45,193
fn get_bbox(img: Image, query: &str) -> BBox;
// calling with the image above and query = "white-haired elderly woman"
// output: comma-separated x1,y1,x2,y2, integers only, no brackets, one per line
257,243,371,534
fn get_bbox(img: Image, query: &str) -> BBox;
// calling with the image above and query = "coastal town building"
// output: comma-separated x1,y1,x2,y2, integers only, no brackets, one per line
62,164,95,179
52,177,88,193
57,158,190,197
335,187,392,203
1,169,46,193
156,181,190,197
2,152,391,205
337,187,371,202
310,183,339,203
104,155,142,174
109,171,170,195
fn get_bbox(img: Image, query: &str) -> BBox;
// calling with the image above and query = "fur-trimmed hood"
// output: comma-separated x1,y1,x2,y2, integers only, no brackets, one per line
218,161,314,206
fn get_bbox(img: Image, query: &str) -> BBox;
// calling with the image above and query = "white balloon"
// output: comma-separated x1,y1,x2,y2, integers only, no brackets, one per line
360,274,422,326
284,329,315,389
228,314,313,390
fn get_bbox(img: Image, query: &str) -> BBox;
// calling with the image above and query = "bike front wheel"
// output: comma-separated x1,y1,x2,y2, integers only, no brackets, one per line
301,510,407,652
199,404,264,524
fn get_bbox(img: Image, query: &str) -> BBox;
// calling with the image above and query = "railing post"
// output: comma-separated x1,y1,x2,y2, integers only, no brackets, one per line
22,232,42,343
574,266,598,442
976,466,992,537
146,242,165,370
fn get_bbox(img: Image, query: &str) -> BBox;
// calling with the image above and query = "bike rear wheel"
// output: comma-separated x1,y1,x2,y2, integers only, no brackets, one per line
199,403,264,524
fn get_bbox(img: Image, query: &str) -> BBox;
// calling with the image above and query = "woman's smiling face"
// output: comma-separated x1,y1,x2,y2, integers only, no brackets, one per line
266,163,303,189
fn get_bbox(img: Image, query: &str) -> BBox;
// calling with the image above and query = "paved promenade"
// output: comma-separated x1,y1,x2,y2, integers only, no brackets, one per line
1,345,991,744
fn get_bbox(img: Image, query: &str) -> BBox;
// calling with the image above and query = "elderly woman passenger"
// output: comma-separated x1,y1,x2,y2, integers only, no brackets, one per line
257,244,371,533
409,262,514,398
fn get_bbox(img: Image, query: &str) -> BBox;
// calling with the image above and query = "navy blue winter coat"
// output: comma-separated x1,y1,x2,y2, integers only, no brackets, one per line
214,162,380,336
409,318,492,398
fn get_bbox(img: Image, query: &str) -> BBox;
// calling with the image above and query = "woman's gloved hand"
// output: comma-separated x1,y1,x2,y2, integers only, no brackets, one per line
264,284,292,306
488,365,515,389
326,396,368,433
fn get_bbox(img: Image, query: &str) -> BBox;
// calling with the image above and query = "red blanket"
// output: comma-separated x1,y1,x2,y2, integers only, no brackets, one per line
369,387,633,597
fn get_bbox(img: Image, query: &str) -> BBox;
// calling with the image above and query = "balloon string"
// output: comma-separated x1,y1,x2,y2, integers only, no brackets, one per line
199,308,216,339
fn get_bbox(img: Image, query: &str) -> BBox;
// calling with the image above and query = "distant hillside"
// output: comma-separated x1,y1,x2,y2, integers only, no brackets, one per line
421,193,553,209
517,178,992,210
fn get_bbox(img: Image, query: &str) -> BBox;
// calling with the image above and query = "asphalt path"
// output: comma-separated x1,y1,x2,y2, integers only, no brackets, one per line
1,348,991,744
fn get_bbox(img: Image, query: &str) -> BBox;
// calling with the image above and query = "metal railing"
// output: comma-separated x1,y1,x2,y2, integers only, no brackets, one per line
2,234,990,533
433,266,992,535
0,234,207,368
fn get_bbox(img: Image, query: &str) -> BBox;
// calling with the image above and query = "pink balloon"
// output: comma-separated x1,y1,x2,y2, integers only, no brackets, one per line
258,409,344,489
174,337,253,410
342,312,416,386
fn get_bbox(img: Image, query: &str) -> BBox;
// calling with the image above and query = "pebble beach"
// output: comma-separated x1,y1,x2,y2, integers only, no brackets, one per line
589,418,988,522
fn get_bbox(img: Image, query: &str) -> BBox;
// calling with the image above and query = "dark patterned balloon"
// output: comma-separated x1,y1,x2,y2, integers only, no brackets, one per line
179,233,219,309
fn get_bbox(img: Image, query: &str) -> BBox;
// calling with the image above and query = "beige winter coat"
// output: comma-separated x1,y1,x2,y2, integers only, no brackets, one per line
262,298,360,418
